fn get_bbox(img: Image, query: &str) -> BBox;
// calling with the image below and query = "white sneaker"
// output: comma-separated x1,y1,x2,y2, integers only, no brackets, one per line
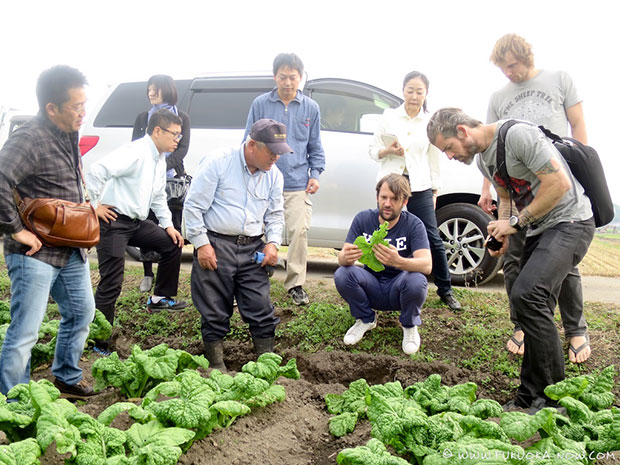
343,317,377,345
402,326,421,355
139,276,153,292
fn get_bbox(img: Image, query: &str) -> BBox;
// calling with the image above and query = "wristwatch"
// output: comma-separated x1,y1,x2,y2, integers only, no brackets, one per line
509,215,522,231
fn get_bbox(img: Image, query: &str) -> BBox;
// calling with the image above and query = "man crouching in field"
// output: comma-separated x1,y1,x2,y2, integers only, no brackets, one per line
335,174,431,355
427,107,594,413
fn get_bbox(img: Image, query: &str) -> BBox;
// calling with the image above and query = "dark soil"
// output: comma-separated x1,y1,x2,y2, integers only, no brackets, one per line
3,271,620,464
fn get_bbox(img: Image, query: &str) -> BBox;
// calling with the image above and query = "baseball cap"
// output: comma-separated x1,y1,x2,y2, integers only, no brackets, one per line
250,119,293,155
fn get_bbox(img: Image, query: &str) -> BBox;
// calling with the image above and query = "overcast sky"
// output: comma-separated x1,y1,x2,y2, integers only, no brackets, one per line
2,0,618,201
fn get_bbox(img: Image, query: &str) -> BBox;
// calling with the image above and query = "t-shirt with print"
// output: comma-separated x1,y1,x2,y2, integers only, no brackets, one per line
344,209,430,279
476,121,592,236
486,70,581,136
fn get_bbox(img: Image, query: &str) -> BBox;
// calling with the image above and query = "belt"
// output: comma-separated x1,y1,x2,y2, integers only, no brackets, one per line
116,213,140,224
208,230,263,245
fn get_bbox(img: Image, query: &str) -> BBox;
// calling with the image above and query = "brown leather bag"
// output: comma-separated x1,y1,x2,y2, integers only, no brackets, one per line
13,165,100,248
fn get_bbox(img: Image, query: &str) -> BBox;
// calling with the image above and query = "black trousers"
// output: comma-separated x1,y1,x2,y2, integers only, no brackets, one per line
512,218,594,406
95,215,182,324
190,235,279,342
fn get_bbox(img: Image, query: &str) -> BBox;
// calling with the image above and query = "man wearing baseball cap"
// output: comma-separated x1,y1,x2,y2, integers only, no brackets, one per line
183,119,290,370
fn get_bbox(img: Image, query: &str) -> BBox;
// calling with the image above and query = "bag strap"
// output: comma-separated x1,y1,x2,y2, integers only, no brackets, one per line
496,119,522,216
77,161,91,202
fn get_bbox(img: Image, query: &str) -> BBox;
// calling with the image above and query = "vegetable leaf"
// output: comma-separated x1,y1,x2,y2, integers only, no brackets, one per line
354,222,389,272
329,412,358,437
0,438,41,465
337,438,410,465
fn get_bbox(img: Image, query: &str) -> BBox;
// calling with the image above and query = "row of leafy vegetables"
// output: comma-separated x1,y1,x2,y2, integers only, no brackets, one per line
0,340,300,465
326,366,619,464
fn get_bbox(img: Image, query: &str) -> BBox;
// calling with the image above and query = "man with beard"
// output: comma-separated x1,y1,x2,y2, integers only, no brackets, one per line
478,33,589,360
427,108,594,412
334,174,431,355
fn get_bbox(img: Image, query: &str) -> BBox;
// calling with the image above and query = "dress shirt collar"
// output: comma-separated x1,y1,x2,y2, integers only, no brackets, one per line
145,135,162,162
396,104,425,122
267,87,302,105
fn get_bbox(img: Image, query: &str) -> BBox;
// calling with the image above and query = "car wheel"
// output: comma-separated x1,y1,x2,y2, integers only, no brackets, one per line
436,203,502,286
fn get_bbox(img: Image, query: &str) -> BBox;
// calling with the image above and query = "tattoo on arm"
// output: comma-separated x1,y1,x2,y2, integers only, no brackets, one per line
536,160,560,176
519,208,537,227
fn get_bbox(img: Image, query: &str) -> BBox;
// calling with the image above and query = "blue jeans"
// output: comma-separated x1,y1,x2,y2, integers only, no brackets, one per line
407,189,453,296
334,266,427,327
0,251,95,394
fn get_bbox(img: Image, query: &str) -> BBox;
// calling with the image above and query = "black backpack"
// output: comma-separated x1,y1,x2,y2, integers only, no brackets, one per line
496,120,613,228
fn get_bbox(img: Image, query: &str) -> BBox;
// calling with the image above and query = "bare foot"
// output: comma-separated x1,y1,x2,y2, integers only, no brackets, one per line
506,330,525,355
569,335,591,363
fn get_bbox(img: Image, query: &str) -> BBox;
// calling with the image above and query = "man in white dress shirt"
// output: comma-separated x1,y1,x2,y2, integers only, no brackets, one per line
85,110,186,351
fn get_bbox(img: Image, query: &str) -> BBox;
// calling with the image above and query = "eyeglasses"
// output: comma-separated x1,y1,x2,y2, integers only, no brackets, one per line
65,104,86,114
161,127,183,141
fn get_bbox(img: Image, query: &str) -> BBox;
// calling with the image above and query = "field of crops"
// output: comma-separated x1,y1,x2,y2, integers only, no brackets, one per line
1,235,619,464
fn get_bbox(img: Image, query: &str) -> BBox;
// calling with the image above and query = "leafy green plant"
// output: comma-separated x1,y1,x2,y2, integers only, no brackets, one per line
354,221,389,272
91,343,210,398
328,368,618,465
0,438,41,465
337,438,410,465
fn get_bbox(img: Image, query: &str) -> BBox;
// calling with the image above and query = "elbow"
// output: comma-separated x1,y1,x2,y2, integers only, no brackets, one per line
421,257,433,275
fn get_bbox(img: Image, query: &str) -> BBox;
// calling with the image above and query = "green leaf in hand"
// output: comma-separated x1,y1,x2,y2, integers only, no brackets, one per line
354,222,389,272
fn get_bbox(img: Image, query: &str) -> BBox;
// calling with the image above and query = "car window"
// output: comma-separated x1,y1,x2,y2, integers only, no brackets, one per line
311,90,395,134
187,90,263,129
93,81,191,128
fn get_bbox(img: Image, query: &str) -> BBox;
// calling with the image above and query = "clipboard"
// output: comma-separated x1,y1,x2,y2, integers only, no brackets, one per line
381,133,399,147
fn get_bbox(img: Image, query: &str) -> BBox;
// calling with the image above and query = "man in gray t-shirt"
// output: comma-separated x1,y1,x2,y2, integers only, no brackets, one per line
427,107,595,412
478,34,589,362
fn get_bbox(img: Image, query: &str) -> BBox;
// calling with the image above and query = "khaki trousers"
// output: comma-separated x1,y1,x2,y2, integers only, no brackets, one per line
283,190,312,290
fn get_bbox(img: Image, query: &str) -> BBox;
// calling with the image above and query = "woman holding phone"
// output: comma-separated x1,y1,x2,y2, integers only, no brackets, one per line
369,71,461,311
132,75,191,293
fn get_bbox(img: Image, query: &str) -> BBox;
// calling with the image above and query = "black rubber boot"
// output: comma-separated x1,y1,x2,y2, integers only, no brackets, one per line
252,336,274,356
204,339,227,371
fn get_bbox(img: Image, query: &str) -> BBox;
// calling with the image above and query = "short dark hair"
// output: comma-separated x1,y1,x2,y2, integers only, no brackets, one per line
146,74,178,105
147,109,183,135
402,71,430,113
273,53,304,76
36,65,87,113
426,108,482,144
376,174,411,202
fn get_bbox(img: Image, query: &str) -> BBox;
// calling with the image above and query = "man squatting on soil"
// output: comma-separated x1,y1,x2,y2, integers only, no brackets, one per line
427,107,594,412
0,66,97,400
183,119,291,371
335,173,432,356
478,33,590,361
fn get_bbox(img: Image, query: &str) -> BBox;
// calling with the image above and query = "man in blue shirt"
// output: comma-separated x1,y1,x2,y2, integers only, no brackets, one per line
184,119,290,371
243,53,325,306
335,174,431,355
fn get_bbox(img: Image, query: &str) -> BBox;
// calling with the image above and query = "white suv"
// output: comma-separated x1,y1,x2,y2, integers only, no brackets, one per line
79,75,500,285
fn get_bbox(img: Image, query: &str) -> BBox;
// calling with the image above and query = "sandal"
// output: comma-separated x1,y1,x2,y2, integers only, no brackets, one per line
507,331,525,355
569,333,590,364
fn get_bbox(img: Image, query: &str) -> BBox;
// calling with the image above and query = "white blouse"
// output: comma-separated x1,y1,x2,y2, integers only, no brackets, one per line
369,104,442,192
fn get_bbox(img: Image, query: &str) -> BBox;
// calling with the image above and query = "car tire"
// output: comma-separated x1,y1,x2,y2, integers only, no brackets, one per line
436,203,502,286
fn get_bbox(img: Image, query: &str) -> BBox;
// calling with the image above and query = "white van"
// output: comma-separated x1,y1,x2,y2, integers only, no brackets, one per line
79,75,500,285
